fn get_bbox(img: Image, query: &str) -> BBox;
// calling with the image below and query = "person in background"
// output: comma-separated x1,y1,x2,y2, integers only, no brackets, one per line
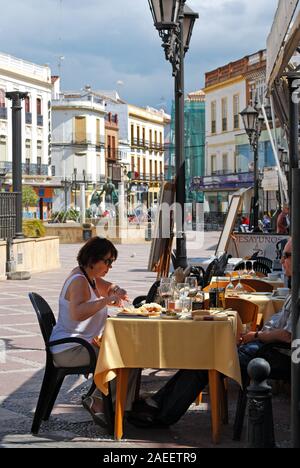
50,236,138,427
128,238,292,428
262,213,271,232
277,205,289,234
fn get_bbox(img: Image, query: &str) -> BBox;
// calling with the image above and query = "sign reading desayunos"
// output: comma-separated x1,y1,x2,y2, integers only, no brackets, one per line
228,234,289,261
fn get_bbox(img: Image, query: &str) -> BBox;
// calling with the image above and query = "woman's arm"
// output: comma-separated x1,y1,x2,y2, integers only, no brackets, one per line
96,278,129,301
68,277,122,321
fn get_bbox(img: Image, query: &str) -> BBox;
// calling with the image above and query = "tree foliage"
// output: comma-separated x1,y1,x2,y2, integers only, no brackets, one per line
22,186,38,209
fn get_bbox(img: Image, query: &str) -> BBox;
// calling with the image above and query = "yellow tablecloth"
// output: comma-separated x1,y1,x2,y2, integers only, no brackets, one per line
94,315,241,396
240,294,285,322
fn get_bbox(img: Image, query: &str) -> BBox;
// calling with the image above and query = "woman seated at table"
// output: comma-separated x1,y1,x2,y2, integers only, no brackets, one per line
129,240,292,428
50,236,138,426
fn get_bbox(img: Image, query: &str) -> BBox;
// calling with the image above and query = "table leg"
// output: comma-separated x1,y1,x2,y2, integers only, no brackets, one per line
208,370,221,444
114,368,130,440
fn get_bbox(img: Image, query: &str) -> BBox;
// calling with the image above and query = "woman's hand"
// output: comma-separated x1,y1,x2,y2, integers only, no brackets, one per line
112,286,130,302
106,294,124,307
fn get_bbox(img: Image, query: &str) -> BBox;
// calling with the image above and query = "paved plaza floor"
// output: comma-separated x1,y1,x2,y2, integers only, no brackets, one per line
0,233,291,448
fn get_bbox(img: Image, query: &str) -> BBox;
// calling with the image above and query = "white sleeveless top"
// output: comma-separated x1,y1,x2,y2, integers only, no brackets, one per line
50,273,108,354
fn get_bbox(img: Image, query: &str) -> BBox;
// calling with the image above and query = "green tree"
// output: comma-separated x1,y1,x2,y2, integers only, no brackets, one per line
22,186,38,211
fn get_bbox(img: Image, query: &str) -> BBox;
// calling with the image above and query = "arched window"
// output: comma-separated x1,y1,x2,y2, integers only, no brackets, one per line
36,98,42,115
0,89,5,108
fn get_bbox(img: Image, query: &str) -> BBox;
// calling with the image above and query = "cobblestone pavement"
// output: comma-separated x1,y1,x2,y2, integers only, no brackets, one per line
0,234,291,448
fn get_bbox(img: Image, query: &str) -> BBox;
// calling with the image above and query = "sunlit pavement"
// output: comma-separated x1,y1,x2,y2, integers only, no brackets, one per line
0,233,291,448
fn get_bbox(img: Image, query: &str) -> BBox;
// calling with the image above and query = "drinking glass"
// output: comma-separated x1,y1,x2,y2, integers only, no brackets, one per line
249,260,256,277
175,283,189,299
226,274,235,293
185,277,198,298
234,274,245,293
158,282,174,307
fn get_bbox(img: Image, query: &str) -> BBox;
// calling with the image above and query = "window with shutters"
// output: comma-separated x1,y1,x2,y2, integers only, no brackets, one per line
222,98,227,132
233,95,239,129
74,116,86,144
96,119,101,146
211,101,216,134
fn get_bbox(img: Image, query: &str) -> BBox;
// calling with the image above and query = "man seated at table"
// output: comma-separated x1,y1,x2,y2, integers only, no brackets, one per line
129,239,292,428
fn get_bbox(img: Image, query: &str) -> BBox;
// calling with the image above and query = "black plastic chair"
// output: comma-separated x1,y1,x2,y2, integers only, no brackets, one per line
249,255,273,270
215,253,232,276
233,342,290,440
132,280,161,308
203,259,219,287
276,239,288,260
234,260,271,276
29,292,114,435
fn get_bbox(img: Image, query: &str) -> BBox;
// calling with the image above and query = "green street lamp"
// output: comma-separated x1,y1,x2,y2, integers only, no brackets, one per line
148,0,198,268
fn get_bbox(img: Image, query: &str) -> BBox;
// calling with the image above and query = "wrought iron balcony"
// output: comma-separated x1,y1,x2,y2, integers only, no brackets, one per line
37,114,43,126
25,112,32,124
190,171,254,190
0,107,7,119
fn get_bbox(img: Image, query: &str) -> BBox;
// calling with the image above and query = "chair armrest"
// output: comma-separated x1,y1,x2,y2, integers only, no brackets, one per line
48,337,97,369
255,341,290,357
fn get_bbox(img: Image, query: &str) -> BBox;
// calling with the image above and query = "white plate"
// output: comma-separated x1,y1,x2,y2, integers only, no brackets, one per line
160,313,180,320
251,292,272,296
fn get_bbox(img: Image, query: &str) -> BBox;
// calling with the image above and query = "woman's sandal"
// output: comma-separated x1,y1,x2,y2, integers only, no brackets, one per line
82,396,107,428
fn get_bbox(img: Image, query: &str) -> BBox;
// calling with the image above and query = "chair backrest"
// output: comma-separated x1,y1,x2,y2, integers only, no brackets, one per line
203,259,219,287
238,278,274,293
276,238,288,259
215,253,231,276
29,292,56,345
224,297,258,331
253,260,271,276
145,280,161,303
250,256,273,270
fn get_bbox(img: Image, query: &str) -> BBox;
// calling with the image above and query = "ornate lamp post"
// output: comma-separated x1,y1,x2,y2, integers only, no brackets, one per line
148,0,198,268
240,103,264,231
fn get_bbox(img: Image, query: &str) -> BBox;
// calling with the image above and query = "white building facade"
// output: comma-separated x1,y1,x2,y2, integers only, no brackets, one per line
0,51,52,218
51,88,106,210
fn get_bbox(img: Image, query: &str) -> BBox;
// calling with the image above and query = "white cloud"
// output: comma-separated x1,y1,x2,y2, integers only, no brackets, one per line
0,0,279,107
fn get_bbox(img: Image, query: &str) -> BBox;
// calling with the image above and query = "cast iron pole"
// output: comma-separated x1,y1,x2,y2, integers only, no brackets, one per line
288,73,300,448
174,7,187,268
253,141,260,231
6,91,28,239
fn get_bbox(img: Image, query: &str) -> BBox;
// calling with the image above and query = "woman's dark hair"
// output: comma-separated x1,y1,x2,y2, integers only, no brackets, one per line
77,236,118,268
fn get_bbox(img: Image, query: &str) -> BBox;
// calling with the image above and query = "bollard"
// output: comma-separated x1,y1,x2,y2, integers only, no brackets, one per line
246,357,276,448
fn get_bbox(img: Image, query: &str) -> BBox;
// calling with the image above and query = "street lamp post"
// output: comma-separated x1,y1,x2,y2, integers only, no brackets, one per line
6,91,28,239
240,103,264,231
148,0,198,269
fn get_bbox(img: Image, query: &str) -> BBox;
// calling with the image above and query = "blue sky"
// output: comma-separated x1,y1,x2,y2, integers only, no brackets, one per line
0,0,278,110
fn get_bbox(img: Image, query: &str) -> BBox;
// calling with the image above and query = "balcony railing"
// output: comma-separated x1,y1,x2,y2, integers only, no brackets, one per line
131,138,164,152
0,192,17,240
25,112,32,124
37,114,43,126
22,163,48,176
0,107,7,119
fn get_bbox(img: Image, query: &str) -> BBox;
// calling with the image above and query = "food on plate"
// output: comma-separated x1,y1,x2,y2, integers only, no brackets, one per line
118,303,163,317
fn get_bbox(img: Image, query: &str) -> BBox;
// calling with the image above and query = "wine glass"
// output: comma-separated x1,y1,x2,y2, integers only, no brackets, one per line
175,283,189,299
225,274,235,294
185,277,198,298
158,282,174,307
234,273,245,294
249,260,256,277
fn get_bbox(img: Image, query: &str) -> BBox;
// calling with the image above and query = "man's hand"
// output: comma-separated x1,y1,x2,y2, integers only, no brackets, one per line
239,331,256,345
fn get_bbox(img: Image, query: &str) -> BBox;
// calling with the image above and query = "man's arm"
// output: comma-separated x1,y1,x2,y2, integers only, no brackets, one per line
241,329,291,345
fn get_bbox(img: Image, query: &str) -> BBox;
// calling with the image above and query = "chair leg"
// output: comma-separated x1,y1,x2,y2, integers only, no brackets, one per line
134,369,142,402
82,380,96,400
195,392,203,406
43,374,65,421
31,366,58,434
233,387,247,440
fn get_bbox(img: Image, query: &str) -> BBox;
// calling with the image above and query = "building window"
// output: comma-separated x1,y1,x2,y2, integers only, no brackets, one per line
160,132,163,150
131,124,134,146
112,136,116,159
137,126,140,146
51,165,55,176
0,136,7,161
159,161,163,178
25,139,31,161
222,153,228,172
37,157,42,175
211,101,216,134
149,129,153,148
131,155,135,171
74,116,86,144
233,95,239,129
36,98,42,115
211,154,217,174
96,119,101,146
143,158,146,178
142,128,145,147
0,89,5,108
137,157,140,176
149,160,153,179
107,135,111,158
221,98,227,132
154,160,157,178
25,96,30,113
25,158,30,175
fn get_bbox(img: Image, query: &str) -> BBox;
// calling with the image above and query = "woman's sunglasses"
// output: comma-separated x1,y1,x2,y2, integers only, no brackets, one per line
282,252,292,259
102,258,115,266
